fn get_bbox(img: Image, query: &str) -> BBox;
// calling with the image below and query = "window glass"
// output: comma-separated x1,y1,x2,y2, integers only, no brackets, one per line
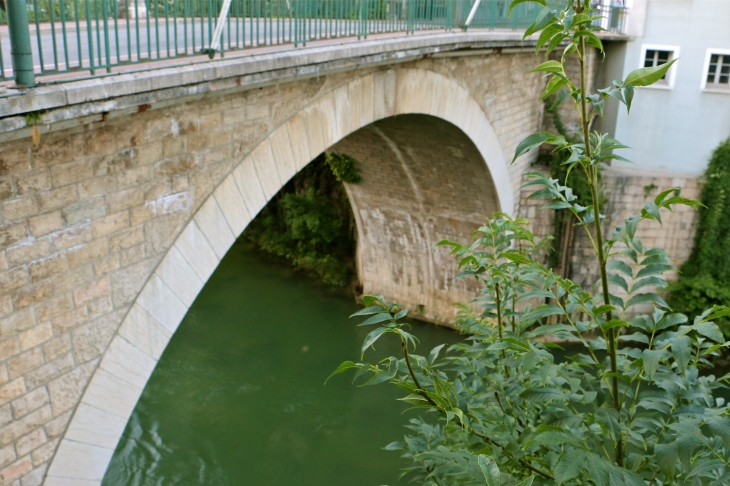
706,54,730,88
644,49,673,80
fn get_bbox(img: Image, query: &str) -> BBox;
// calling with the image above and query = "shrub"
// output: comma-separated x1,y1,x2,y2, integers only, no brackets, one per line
670,139,730,334
244,153,358,286
330,1,730,484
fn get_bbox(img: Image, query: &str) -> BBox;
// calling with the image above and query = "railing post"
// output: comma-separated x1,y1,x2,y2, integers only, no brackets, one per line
6,0,35,87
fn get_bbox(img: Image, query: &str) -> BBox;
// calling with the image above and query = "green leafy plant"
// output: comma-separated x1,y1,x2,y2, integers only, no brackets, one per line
540,97,601,276
325,152,362,183
670,139,730,335
330,1,730,484
244,153,358,286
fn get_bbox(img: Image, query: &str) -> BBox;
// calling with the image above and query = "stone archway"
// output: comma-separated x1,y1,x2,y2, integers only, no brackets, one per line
44,67,513,485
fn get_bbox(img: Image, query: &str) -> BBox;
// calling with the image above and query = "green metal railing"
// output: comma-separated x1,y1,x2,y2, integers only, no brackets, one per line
0,0,628,86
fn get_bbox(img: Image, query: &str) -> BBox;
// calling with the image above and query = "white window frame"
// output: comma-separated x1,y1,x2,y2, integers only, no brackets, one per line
639,44,680,90
701,48,730,94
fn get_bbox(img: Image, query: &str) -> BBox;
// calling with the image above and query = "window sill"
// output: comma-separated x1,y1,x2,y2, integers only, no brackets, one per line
642,83,673,91
702,87,730,95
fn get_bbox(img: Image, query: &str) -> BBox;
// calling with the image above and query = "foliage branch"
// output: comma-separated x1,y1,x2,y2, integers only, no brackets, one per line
330,1,730,484
244,153,359,286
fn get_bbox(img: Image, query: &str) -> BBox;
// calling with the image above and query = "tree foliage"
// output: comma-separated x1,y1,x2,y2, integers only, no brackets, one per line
243,153,359,286
670,139,730,334
331,1,730,484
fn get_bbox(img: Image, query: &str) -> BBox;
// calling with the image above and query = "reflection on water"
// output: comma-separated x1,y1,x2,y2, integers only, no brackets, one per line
102,242,461,485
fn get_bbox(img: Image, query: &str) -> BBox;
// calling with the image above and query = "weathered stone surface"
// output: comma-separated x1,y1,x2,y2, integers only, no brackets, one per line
47,362,96,417
10,388,48,420
27,213,62,239
15,428,47,457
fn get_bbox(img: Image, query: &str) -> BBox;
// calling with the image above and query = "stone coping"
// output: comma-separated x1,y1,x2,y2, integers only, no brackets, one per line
0,31,536,128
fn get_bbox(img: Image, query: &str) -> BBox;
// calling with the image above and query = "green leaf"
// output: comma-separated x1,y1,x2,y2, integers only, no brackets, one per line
514,477,535,486
670,336,691,373
519,305,565,323
516,289,557,302
607,274,628,292
536,23,562,52
694,321,724,343
542,200,572,210
508,0,546,17
655,313,688,331
707,416,730,446
631,276,668,293
641,202,662,224
685,459,725,479
625,58,678,87
603,319,630,331
654,442,677,481
325,361,358,384
531,60,563,73
625,292,670,310
636,264,673,279
540,76,568,101
361,327,388,358
654,188,677,206
502,251,532,265
512,132,555,163
607,260,633,278
520,387,567,402
584,454,611,486
383,441,404,450
624,84,635,112
554,449,586,484
642,349,663,379
574,30,603,52
357,312,392,326
704,306,730,322
548,89,571,111
478,454,500,486
350,305,383,317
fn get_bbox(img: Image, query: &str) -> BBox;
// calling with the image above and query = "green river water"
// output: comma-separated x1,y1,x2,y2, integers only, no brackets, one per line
101,242,461,486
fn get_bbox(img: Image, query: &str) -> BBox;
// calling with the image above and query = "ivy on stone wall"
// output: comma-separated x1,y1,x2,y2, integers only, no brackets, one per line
670,138,730,333
243,153,359,287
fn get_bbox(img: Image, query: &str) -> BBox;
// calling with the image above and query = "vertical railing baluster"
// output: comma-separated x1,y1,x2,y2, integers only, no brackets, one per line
163,0,169,57
173,0,178,55
74,0,82,70
48,0,59,71
113,0,121,63
32,0,44,73
102,0,111,71
60,0,70,69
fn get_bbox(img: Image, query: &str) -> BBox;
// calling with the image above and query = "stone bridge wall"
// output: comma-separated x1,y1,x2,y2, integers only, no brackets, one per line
0,39,550,484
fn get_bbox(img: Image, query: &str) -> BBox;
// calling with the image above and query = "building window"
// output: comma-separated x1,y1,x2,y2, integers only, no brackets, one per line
705,53,730,90
640,45,679,89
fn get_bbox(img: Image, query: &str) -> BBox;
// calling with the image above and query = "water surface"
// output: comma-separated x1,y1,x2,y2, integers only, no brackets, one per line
102,242,461,485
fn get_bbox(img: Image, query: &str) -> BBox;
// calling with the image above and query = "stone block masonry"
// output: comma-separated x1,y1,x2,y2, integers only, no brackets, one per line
0,35,566,484
517,166,701,315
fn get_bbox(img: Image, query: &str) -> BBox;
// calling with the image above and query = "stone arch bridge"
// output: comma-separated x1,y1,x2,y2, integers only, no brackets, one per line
0,32,579,485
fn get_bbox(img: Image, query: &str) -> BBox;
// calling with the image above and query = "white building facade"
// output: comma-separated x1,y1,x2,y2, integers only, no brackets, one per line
599,0,730,176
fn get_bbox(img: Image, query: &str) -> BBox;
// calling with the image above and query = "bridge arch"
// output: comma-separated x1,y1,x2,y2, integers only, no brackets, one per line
44,67,512,485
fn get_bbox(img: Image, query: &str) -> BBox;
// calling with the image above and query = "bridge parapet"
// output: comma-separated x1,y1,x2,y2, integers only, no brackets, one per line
0,0,629,87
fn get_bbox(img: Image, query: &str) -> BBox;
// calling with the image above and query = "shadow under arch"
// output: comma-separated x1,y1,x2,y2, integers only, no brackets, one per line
45,67,513,485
